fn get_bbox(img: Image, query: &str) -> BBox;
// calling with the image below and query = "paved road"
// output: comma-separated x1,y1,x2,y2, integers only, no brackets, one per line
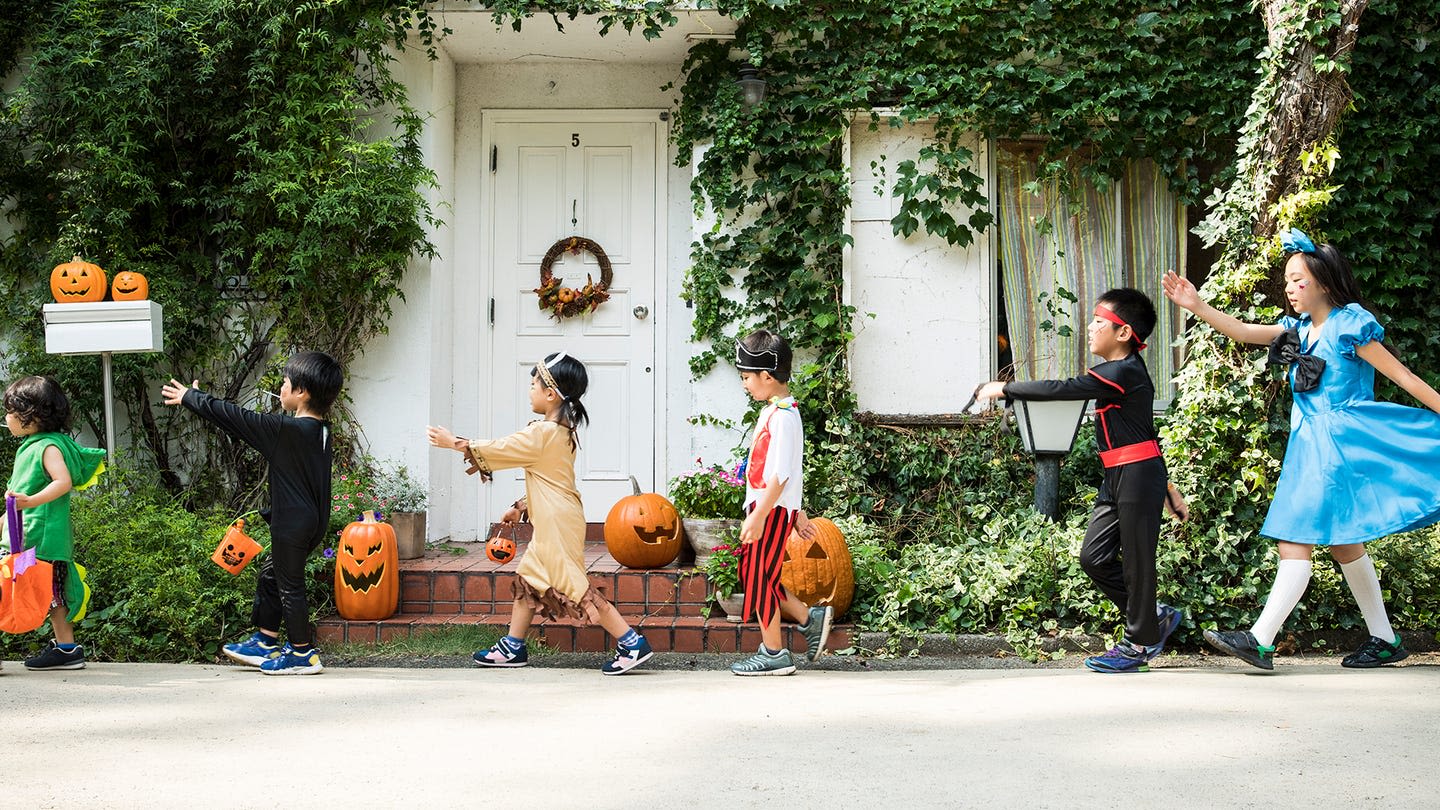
5,656,1438,808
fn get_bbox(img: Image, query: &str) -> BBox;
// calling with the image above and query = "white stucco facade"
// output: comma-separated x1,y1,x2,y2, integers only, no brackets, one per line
8,9,997,542
346,11,998,540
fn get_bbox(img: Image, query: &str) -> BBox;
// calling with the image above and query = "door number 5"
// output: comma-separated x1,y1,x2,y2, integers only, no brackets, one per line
571,133,580,147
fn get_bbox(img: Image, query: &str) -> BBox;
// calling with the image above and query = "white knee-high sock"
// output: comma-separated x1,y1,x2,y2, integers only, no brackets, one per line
1250,559,1312,647
1339,553,1395,642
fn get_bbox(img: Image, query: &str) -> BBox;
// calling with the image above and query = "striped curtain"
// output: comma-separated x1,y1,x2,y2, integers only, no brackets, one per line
996,145,1181,398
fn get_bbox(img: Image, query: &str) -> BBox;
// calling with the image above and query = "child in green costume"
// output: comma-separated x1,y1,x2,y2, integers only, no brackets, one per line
3,375,106,671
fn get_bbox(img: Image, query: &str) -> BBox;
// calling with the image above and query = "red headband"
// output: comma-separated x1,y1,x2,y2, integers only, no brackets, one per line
1094,305,1146,350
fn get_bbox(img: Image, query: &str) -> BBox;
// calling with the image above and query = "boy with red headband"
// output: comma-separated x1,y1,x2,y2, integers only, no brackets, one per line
978,288,1188,673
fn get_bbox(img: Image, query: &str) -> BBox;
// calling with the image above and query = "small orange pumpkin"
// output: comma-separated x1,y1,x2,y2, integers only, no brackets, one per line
556,287,577,303
334,511,399,620
780,517,855,616
111,270,149,301
50,255,107,303
603,476,681,569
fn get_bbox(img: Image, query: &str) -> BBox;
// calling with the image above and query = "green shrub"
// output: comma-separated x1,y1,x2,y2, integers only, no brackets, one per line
0,464,335,662
828,413,1440,654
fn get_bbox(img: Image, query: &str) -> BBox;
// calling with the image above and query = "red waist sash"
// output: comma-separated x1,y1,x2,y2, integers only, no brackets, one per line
1098,439,1161,468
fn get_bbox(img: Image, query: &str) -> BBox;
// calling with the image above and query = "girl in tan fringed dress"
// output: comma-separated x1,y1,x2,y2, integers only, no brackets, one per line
426,352,654,675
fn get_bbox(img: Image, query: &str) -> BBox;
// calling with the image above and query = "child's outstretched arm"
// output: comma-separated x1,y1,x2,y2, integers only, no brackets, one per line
1162,271,1283,346
5,445,73,509
162,379,280,456
1357,342,1440,415
426,425,492,481
426,424,467,452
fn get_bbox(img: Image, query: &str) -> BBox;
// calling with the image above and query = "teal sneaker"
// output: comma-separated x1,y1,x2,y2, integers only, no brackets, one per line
1341,635,1408,669
730,647,797,676
259,643,324,676
1203,628,1274,671
800,605,834,662
223,632,283,667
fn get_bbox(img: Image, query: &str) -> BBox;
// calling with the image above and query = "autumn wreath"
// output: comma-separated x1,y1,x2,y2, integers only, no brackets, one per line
534,236,612,320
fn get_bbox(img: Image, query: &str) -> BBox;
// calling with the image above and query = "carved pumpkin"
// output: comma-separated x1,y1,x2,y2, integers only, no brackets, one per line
486,531,517,564
50,255,107,303
603,476,681,569
111,270,149,301
210,518,262,575
334,511,399,620
780,517,854,616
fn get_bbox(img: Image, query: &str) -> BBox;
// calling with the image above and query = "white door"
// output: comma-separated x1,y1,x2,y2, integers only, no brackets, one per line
486,117,660,522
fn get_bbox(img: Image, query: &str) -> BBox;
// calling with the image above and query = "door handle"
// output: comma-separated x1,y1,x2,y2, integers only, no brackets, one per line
633,305,650,320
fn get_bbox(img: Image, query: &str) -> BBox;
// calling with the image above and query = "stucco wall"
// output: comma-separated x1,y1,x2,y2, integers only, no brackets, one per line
345,45,457,539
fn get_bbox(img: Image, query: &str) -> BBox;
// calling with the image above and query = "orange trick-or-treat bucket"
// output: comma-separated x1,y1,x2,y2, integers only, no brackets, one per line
486,531,517,564
212,518,263,575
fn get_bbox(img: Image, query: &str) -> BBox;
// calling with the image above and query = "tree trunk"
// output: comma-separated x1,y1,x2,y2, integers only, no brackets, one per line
1250,0,1368,238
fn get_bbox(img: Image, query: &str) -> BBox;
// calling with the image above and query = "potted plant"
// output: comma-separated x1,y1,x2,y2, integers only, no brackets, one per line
703,541,745,622
371,460,428,559
668,459,745,566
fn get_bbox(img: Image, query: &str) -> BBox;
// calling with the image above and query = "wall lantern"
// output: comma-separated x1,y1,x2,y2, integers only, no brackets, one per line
1012,398,1089,520
735,63,767,106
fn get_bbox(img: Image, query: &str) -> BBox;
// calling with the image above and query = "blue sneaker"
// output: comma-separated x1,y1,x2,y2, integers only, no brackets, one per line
601,634,654,675
259,643,324,675
474,635,528,668
1084,640,1150,673
223,632,283,667
1148,604,1184,659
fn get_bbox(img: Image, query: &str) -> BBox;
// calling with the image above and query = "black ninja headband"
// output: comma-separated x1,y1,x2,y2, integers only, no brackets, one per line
735,340,779,372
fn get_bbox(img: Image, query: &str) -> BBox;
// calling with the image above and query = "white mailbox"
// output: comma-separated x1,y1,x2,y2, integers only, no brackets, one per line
43,301,163,355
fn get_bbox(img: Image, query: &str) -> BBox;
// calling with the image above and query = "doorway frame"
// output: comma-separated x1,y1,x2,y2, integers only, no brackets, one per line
476,108,671,522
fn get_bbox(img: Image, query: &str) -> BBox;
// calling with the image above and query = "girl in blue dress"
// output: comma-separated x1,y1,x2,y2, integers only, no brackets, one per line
1162,228,1440,671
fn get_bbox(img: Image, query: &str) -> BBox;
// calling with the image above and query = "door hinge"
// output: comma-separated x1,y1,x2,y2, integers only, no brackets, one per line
488,297,495,326
490,145,497,173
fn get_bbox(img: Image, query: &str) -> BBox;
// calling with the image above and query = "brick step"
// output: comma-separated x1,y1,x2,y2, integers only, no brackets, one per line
393,538,711,618
319,530,854,654
316,612,854,655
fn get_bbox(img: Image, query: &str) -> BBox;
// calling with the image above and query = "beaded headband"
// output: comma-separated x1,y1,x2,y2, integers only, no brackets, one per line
1094,305,1147,351
536,352,568,399
735,340,779,372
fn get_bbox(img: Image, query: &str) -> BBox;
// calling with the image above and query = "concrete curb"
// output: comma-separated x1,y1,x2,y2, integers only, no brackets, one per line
848,628,1440,657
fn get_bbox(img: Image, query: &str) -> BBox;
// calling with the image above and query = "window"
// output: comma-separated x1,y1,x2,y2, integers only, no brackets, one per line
995,143,1184,400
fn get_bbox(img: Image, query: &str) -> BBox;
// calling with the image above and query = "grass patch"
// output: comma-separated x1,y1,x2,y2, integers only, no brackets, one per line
325,625,557,660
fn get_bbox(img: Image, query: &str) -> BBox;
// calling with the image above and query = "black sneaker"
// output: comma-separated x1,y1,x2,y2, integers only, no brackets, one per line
24,640,86,671
1203,628,1273,671
1341,635,1409,669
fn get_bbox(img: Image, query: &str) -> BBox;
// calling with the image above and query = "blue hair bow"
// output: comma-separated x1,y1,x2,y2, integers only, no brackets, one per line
1281,227,1316,255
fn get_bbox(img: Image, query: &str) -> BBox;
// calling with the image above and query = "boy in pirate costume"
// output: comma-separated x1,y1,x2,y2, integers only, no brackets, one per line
729,329,832,676
979,288,1189,673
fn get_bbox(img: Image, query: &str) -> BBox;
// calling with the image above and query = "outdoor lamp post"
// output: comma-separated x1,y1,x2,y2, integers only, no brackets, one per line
1011,398,1089,520
735,63,767,106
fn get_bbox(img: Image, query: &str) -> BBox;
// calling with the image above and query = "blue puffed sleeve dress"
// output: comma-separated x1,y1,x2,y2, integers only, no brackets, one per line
1261,303,1440,544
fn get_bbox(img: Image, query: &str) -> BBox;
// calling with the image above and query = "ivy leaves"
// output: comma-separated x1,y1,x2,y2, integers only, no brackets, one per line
0,1,438,503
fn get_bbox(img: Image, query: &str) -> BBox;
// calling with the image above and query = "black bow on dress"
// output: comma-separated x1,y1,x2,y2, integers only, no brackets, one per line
1268,328,1325,393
